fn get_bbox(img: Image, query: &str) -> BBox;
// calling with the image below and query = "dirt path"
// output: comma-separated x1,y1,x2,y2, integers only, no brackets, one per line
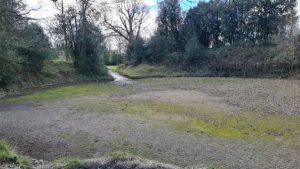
0,76,299,169
108,68,134,86
108,70,130,82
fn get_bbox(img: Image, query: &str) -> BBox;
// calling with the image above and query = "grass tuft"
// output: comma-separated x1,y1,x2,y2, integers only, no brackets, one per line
0,141,33,169
54,157,82,169
108,151,136,159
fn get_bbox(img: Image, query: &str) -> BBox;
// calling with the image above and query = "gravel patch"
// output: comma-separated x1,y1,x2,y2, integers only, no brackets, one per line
0,76,299,169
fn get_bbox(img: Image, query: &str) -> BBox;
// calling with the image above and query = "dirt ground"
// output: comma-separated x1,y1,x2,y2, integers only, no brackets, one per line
0,76,299,169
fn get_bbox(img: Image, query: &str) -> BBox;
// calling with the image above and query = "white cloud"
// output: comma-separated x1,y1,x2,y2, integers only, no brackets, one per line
298,0,300,16
24,0,158,38
24,0,57,19
144,8,158,38
144,0,157,7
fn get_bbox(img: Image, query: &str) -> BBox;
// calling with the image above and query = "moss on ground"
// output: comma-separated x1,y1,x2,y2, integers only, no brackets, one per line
2,83,123,104
171,113,300,142
138,76,250,87
78,98,300,149
0,141,33,169
129,101,299,144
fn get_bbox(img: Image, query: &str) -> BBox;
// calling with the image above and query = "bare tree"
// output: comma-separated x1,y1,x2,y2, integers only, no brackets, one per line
0,0,42,29
50,0,109,61
102,0,149,54
50,0,74,61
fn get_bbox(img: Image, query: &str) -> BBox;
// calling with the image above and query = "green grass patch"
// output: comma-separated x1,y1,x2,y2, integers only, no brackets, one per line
116,64,188,79
115,64,237,79
2,61,113,96
171,113,300,142
121,100,299,143
138,76,249,87
0,141,33,169
43,61,112,82
53,157,82,169
2,83,122,104
130,101,300,144
118,63,300,79
107,66,118,72
78,98,300,148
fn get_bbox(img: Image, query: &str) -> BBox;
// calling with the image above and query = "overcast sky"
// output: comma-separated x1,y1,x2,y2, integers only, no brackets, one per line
24,0,300,42
24,0,199,18
24,0,199,33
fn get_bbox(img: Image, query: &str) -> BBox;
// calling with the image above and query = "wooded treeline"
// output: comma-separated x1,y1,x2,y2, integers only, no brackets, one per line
0,0,109,88
0,0,52,87
1,0,299,88
54,0,107,76
128,0,299,76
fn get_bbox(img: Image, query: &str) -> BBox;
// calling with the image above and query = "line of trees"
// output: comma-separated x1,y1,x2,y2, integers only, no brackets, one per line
1,0,299,88
51,0,151,76
52,0,151,69
0,0,110,88
1,0,154,88
51,0,107,76
101,0,149,62
128,0,299,76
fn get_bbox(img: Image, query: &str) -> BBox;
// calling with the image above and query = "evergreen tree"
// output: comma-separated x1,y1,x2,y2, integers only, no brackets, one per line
130,37,146,64
73,0,106,76
145,33,171,64
182,0,297,46
157,0,182,51
184,34,205,66
182,1,222,48
0,0,26,86
19,23,51,73
74,22,104,75
0,0,51,86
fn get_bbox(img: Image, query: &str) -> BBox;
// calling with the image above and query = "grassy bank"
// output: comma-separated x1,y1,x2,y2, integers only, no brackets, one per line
0,141,33,169
1,61,113,97
115,64,189,79
116,64,300,79
1,83,127,104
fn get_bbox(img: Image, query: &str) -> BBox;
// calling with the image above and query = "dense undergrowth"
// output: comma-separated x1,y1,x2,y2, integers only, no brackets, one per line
0,141,33,169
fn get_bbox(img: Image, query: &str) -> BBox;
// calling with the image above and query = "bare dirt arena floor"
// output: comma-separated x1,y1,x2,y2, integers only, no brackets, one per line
0,76,299,169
